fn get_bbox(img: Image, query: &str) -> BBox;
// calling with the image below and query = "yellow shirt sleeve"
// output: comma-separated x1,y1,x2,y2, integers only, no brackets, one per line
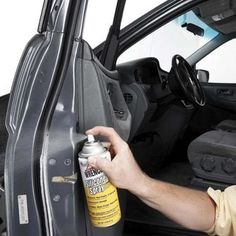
205,185,236,236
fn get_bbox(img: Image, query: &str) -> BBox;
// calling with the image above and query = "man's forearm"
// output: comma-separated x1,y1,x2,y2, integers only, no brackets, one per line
132,174,216,232
86,127,217,233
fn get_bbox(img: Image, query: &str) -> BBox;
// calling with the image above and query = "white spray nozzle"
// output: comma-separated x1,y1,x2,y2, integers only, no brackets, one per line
87,134,95,143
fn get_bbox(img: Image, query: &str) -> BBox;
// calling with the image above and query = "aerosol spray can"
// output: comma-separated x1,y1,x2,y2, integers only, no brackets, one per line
78,135,121,227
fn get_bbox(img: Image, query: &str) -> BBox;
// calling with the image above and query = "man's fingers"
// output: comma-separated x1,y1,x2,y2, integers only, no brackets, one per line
101,142,111,149
86,126,124,152
101,142,116,158
88,156,113,175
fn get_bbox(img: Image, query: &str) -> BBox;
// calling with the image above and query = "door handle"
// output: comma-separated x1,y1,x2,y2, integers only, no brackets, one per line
217,89,233,96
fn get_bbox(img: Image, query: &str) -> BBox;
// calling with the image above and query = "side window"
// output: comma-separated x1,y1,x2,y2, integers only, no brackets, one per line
196,39,236,83
83,0,117,48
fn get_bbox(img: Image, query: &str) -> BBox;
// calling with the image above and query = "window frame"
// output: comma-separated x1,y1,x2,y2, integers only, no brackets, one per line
94,0,205,69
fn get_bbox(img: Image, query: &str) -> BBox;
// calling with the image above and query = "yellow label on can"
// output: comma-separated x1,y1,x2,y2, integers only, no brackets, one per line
79,150,121,227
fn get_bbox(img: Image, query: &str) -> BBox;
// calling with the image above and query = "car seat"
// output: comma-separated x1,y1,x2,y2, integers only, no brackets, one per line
188,129,236,184
216,119,236,132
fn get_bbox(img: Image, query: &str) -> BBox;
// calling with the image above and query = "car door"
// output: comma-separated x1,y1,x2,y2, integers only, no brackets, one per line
5,0,131,235
189,38,236,135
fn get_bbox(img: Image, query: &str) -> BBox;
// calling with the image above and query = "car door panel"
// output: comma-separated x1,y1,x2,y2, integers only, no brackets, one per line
203,83,236,112
76,40,131,139
189,83,236,135
41,38,131,236
5,0,131,235
75,40,131,236
5,32,64,236
5,1,77,235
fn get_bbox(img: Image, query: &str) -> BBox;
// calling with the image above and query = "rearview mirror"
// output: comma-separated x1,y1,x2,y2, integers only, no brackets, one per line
196,69,209,83
182,23,204,37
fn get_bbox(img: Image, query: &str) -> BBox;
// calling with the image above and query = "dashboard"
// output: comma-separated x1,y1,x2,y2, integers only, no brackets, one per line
117,57,171,101
117,57,172,138
134,61,161,85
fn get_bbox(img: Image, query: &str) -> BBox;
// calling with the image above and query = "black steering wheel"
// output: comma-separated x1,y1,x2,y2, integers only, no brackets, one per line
169,55,206,107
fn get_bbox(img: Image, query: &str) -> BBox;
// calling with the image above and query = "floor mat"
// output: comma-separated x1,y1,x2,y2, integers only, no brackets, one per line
153,162,194,187
124,221,207,236
125,162,207,235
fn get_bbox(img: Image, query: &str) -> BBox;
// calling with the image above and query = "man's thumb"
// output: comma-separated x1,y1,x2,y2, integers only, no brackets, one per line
88,156,112,174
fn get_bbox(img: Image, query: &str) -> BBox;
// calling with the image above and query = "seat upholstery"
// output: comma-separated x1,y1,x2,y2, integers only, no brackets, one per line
188,130,236,184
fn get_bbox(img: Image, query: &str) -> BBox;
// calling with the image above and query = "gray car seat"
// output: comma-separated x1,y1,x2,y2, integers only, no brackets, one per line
188,129,236,184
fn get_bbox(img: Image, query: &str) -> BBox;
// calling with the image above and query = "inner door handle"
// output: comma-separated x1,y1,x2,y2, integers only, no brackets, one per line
217,89,233,96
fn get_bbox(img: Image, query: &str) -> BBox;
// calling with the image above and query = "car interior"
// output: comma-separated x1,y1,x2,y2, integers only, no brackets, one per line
1,0,236,235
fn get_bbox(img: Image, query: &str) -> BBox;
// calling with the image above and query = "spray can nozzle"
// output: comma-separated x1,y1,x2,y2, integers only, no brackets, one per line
87,134,95,143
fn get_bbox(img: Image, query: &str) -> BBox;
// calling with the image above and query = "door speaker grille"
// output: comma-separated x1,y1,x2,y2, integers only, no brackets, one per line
124,93,133,104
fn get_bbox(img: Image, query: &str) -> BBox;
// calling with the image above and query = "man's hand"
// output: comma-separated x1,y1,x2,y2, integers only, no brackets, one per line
86,126,216,232
86,126,149,195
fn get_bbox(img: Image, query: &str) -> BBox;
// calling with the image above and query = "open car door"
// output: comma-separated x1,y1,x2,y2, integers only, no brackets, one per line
5,0,131,235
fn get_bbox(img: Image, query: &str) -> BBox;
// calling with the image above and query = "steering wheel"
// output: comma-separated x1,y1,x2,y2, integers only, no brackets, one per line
169,55,206,107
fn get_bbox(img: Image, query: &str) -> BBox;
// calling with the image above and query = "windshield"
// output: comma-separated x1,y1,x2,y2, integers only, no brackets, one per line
118,11,219,71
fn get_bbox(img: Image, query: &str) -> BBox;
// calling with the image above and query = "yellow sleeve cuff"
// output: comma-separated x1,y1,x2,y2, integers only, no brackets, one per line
205,186,236,236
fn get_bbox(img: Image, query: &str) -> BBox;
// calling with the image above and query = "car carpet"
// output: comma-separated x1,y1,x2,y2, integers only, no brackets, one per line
125,162,207,236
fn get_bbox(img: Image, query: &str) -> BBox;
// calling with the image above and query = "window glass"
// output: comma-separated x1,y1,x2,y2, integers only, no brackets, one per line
196,39,236,83
0,0,43,96
83,0,117,48
118,11,219,71
121,0,166,28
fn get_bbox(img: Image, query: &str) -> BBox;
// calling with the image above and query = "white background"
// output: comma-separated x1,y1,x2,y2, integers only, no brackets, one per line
0,0,44,96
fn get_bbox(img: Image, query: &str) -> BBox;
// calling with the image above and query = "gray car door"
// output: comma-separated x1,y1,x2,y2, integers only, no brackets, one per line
5,0,131,235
